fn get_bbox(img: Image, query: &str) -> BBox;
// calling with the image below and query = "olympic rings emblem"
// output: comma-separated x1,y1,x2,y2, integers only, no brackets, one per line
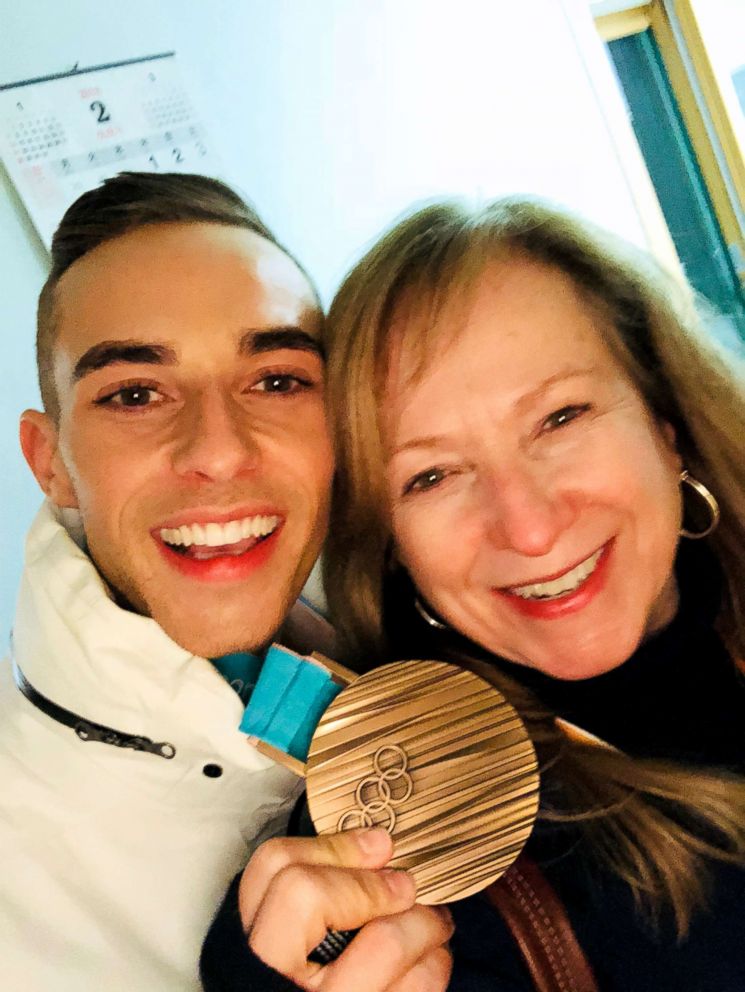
337,744,414,833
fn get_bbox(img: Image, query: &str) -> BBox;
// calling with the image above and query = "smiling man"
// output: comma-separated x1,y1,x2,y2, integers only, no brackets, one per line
0,173,335,990
27,182,332,660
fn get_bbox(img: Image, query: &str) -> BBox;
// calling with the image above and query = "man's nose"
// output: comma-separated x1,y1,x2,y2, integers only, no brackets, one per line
480,465,574,557
171,393,260,482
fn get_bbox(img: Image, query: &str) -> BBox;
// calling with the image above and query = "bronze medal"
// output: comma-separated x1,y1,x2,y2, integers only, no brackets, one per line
305,659,539,904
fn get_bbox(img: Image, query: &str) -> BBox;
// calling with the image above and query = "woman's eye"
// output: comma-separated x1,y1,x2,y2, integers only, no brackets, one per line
96,385,163,409
251,374,312,394
403,467,448,496
542,404,590,432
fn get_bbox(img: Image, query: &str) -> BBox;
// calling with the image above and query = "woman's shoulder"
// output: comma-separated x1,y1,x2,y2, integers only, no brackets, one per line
447,838,745,992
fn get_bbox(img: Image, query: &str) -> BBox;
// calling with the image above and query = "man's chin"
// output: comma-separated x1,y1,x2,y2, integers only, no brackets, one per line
100,559,307,658
149,601,287,660
159,623,274,660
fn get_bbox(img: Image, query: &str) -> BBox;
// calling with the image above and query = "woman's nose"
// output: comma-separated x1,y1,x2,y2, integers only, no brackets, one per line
171,394,260,482
480,467,573,557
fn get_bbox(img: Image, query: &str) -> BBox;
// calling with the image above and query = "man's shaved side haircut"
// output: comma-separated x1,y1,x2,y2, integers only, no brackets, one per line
37,171,315,421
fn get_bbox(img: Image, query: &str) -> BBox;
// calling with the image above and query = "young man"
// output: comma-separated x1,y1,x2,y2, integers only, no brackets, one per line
1,173,450,991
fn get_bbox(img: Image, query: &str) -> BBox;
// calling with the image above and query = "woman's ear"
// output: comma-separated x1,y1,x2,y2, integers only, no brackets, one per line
385,541,403,573
659,419,683,470
660,419,676,447
19,410,79,508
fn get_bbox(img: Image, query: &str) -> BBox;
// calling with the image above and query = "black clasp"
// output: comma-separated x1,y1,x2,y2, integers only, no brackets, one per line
75,720,176,759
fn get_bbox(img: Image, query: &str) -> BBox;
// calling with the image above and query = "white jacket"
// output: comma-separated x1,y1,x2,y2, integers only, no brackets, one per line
0,503,303,991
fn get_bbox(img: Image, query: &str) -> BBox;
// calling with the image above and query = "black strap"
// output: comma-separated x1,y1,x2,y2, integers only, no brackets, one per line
12,659,176,759
307,929,356,965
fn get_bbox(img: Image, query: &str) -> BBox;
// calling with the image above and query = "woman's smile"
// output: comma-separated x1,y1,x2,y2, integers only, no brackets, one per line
493,540,612,620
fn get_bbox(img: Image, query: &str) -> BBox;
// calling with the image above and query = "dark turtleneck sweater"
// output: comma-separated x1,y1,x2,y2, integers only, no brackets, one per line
495,542,745,771
201,543,745,992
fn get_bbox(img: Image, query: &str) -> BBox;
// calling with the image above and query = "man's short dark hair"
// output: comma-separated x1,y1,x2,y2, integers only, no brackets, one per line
37,172,314,421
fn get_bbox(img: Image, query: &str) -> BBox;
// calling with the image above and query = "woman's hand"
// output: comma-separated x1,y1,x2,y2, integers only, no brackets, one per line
239,829,454,991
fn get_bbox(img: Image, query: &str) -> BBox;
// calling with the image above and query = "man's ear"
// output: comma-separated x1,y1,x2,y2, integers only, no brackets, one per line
19,410,78,508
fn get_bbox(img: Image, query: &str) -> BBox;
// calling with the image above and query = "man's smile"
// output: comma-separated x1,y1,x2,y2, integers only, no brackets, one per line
158,513,282,556
151,507,284,576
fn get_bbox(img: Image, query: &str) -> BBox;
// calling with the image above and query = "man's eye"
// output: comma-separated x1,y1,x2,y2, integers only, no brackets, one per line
542,404,590,432
403,467,448,496
96,386,162,408
251,374,311,394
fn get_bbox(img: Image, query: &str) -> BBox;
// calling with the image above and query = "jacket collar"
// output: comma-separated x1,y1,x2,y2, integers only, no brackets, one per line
12,501,248,750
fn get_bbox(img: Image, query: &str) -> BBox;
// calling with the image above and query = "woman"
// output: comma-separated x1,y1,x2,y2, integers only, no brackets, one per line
202,199,745,991
324,195,745,986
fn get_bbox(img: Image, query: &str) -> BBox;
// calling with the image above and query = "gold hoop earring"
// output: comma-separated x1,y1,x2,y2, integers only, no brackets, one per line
680,470,720,539
414,597,448,630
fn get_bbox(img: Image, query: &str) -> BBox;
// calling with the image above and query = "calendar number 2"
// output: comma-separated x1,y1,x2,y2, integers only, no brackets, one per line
90,100,111,123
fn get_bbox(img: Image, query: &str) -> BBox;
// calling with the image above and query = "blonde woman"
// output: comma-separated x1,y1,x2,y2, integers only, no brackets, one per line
203,200,745,991
322,197,745,990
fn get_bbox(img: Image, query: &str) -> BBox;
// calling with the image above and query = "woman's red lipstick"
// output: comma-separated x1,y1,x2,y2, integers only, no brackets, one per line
493,540,613,620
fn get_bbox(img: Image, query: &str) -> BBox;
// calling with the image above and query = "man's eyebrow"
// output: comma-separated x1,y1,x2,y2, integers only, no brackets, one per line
71,327,323,383
73,341,177,382
238,327,324,359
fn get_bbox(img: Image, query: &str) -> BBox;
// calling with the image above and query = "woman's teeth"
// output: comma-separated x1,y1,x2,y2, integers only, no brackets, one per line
159,515,280,549
507,548,603,601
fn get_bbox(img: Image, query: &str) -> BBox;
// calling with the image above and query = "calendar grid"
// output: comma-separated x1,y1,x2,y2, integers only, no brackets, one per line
0,53,221,249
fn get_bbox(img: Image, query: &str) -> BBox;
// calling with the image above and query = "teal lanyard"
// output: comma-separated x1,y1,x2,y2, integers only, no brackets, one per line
211,651,263,706
213,645,344,763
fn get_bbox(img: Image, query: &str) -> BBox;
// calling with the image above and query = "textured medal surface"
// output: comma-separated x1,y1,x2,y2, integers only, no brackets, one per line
306,660,539,904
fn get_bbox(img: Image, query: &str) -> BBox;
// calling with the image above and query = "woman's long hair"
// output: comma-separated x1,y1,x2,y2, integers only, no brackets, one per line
323,196,745,934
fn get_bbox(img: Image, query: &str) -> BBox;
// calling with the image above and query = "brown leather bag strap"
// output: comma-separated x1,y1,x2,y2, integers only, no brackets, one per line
485,858,599,992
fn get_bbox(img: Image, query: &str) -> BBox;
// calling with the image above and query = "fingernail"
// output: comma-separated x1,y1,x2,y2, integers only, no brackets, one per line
355,828,391,854
437,906,455,934
381,868,415,896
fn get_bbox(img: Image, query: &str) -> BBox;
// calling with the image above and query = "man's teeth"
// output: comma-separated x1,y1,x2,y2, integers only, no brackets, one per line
159,515,280,548
508,548,603,601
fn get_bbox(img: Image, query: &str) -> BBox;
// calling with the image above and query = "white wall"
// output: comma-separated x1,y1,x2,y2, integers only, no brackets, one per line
690,0,745,154
0,0,654,638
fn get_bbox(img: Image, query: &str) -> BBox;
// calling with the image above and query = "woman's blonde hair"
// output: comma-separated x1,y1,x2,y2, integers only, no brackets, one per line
323,196,745,933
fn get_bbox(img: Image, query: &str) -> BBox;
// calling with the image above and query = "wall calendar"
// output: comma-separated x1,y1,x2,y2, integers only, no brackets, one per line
0,52,222,249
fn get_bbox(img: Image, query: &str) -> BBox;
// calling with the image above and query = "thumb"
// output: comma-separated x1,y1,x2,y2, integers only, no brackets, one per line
239,828,394,928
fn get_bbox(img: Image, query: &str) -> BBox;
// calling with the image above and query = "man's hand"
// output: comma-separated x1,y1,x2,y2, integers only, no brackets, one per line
239,829,453,992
